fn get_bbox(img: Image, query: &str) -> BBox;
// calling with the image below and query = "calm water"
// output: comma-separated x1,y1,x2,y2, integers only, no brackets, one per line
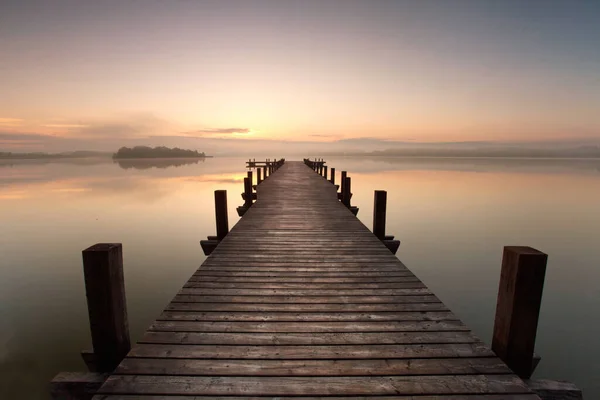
1,156,599,398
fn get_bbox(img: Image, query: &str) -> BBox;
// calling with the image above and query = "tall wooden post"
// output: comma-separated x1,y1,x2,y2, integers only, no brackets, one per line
214,190,229,240
330,168,336,184
247,170,253,188
263,165,267,179
342,177,351,207
340,171,347,194
373,190,387,240
323,166,328,179
492,246,547,378
243,177,252,206
257,168,262,185
82,243,130,372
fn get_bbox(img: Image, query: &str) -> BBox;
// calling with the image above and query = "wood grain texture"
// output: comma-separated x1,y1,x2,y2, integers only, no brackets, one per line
94,161,537,399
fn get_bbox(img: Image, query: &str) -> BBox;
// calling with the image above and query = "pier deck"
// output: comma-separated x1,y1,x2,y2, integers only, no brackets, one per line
93,161,539,399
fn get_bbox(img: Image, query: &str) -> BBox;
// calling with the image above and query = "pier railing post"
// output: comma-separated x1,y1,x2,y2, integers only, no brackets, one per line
257,168,262,185
342,176,351,207
82,243,130,373
373,190,387,240
340,171,347,196
324,165,328,179
243,177,252,206
215,190,229,240
263,165,267,179
330,167,335,184
492,246,547,379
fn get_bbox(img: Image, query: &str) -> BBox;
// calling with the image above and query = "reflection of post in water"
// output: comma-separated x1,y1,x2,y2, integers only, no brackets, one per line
114,158,203,170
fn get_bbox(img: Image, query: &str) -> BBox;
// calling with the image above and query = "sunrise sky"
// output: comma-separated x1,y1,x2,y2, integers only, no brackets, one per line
1,0,600,152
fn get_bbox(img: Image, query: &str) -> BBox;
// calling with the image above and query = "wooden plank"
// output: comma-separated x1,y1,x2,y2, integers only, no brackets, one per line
115,357,511,376
178,288,432,296
127,343,495,359
183,282,427,289
165,302,448,312
157,311,458,322
50,372,107,400
171,294,443,303
139,331,478,345
188,275,420,282
148,320,470,332
97,375,532,396
193,271,414,277
94,395,540,400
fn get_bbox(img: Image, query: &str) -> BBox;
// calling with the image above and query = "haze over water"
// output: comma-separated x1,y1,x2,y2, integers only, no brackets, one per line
1,157,600,398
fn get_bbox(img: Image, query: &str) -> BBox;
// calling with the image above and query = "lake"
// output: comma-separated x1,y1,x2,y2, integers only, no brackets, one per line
1,156,599,398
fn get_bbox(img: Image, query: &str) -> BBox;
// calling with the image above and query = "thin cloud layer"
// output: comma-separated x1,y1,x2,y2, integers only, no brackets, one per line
182,128,252,137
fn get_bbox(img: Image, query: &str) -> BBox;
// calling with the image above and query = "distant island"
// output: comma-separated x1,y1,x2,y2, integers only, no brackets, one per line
112,146,208,159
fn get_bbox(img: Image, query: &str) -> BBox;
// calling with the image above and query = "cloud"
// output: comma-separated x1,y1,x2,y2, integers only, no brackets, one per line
42,124,89,129
181,128,252,137
44,113,176,140
0,118,23,127
308,134,342,140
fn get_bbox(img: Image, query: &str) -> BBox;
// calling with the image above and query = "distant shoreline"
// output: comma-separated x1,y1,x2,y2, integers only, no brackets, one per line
112,155,213,159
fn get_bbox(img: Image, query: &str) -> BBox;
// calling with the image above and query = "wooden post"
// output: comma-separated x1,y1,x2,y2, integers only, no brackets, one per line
82,243,130,372
373,190,387,240
214,190,229,240
342,177,351,207
243,177,252,206
340,171,347,193
263,165,267,179
330,167,335,184
492,246,548,379
247,170,253,188
323,165,328,179
257,168,262,185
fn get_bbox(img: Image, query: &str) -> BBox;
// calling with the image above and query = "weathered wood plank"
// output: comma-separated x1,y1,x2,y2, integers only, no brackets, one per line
165,302,448,312
97,375,533,396
138,331,478,345
178,288,432,296
127,343,495,359
183,282,426,289
148,320,470,332
94,395,540,400
157,311,458,322
171,294,444,303
115,357,511,376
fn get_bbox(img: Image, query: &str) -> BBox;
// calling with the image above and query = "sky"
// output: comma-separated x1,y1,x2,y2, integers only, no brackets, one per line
1,0,600,152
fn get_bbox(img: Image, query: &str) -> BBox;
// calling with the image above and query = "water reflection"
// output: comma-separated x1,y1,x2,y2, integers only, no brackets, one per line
0,157,599,398
114,157,204,170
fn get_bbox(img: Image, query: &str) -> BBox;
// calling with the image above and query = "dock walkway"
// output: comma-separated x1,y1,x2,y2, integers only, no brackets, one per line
94,161,539,399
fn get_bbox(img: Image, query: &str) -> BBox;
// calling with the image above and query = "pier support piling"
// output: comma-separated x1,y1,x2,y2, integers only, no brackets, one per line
373,190,387,240
342,177,351,207
215,190,229,240
492,246,548,379
82,243,130,373
330,167,335,184
201,190,229,254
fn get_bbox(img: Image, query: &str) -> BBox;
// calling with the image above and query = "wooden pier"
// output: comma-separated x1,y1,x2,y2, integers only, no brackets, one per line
77,160,547,399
